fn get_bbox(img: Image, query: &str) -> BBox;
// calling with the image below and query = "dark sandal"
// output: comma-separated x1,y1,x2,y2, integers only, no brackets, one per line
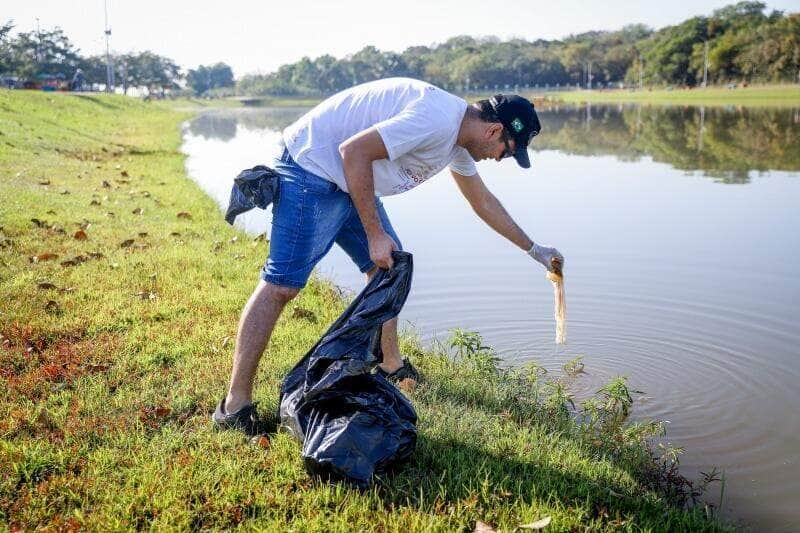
375,357,420,383
212,398,262,436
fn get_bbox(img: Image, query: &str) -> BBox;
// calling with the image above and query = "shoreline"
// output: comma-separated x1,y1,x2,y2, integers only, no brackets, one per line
218,83,800,109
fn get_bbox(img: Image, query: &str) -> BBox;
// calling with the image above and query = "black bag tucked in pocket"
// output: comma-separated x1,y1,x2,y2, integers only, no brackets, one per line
224,165,279,225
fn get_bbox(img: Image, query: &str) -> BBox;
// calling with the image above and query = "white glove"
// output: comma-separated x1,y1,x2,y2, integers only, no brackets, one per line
527,242,564,273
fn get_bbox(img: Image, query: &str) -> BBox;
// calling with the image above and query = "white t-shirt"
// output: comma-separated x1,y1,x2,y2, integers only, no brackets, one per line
282,78,477,196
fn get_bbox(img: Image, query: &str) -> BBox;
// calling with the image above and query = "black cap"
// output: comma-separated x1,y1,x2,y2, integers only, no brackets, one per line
489,94,540,169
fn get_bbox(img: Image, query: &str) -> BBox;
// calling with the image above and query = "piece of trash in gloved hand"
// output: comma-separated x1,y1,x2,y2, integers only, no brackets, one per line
278,251,417,490
546,259,566,344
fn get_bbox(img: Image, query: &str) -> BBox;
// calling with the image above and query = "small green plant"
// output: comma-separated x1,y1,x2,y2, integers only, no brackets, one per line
448,328,485,359
522,360,548,383
562,356,585,376
597,377,634,431
544,379,575,416
447,328,499,374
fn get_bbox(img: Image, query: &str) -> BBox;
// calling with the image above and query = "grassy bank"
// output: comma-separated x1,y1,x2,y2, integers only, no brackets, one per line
0,89,728,530
545,84,800,107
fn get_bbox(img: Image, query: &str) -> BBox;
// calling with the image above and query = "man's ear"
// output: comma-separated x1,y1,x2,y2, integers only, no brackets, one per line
485,122,503,140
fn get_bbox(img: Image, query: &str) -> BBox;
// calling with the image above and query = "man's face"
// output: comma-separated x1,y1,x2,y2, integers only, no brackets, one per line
466,124,517,163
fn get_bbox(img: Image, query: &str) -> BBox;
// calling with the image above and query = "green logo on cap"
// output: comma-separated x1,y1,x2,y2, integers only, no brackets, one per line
511,117,524,133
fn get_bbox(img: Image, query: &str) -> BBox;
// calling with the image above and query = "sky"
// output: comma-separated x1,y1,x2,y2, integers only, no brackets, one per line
5,0,799,77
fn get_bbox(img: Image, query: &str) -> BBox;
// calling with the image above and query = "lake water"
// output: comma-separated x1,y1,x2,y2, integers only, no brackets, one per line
182,103,800,530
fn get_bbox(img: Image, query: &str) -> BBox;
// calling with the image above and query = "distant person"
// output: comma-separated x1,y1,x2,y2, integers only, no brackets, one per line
213,77,564,432
71,68,85,92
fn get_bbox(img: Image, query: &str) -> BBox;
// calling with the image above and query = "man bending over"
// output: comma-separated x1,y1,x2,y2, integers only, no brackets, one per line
214,77,563,433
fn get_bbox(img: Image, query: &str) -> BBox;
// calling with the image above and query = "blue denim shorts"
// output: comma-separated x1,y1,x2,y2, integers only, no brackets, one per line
262,149,403,289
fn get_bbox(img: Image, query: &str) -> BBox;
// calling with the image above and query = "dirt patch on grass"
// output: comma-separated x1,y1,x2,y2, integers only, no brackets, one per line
1,323,116,401
53,146,124,162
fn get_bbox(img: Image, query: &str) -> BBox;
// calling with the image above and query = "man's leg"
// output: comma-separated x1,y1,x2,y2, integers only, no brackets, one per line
219,152,351,417
365,266,404,374
224,281,299,414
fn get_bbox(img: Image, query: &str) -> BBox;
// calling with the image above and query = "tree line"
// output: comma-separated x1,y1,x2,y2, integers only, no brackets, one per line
0,21,232,95
239,1,799,96
2,2,798,97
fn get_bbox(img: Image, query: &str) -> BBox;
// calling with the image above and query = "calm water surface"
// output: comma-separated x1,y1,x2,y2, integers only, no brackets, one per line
182,104,800,530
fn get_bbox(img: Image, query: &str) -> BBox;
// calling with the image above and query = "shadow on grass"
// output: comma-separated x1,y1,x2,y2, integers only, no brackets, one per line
373,433,714,530
69,94,120,109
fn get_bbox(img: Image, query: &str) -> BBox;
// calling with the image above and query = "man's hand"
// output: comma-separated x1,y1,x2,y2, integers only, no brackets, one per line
528,242,564,274
369,231,398,270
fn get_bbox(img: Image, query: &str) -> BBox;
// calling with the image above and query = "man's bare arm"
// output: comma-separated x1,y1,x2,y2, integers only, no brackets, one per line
452,169,564,272
339,127,397,269
451,169,533,251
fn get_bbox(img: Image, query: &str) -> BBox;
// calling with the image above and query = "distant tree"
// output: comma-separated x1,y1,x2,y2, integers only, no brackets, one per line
77,54,109,87
186,62,234,95
128,51,181,95
5,26,82,81
0,20,15,73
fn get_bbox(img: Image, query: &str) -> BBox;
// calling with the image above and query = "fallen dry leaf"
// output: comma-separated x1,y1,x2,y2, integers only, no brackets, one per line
73,229,88,240
520,516,552,530
65,257,82,266
292,306,317,322
474,521,496,533
134,291,156,300
30,252,58,263
250,434,271,449
398,378,417,393
176,212,192,219
120,239,135,248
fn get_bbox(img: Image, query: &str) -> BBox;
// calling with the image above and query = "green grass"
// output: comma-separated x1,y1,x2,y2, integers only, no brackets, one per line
0,89,730,531
544,84,800,107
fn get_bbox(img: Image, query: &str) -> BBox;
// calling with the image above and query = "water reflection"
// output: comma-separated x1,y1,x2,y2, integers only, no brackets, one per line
189,103,800,183
185,107,311,141
537,104,800,183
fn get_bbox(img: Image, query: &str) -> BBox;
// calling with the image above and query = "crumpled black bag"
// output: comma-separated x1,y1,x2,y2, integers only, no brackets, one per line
224,165,279,225
278,251,417,489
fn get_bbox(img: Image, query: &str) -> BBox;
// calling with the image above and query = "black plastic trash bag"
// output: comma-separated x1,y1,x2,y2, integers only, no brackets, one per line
224,165,279,225
278,251,417,489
